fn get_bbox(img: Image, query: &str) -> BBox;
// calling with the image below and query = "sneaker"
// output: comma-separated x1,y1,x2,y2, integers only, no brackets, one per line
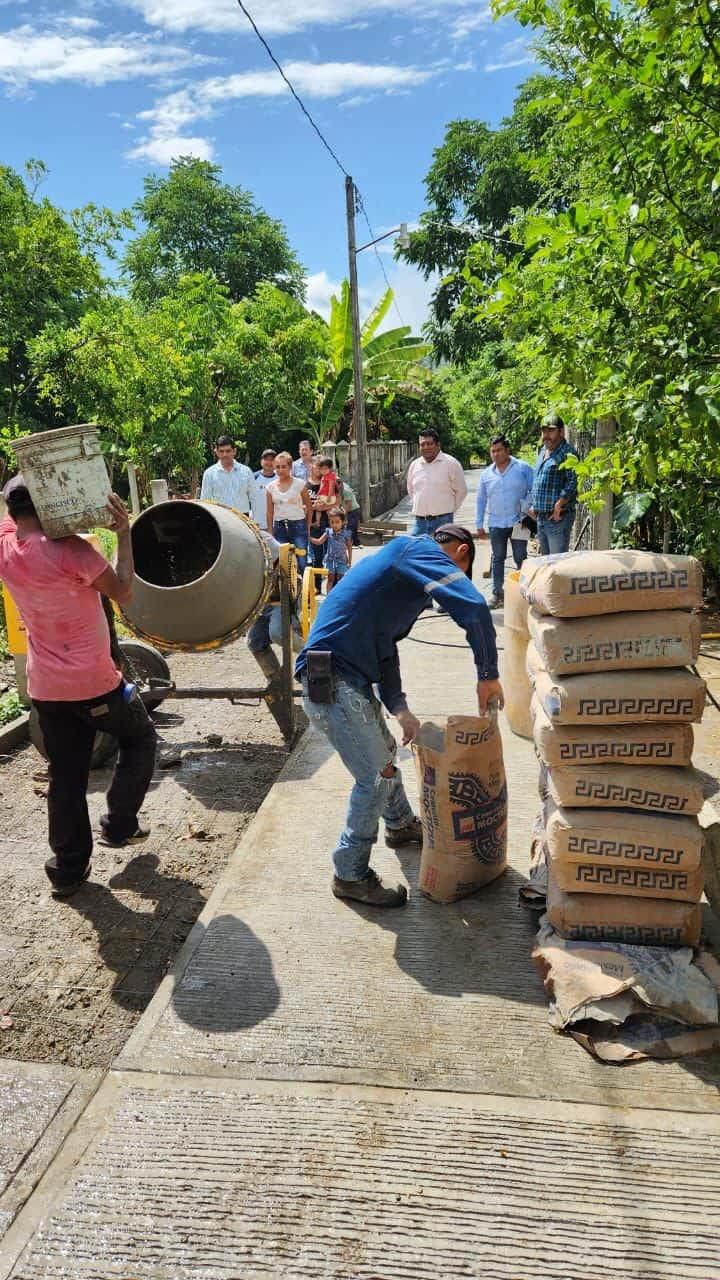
98,826,150,849
332,868,407,907
51,865,91,899
487,593,504,610
385,816,423,848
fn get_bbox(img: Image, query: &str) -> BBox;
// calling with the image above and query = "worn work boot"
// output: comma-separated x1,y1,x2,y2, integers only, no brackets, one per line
487,592,504,610
332,868,407,907
385,815,423,848
50,865,91,899
98,825,150,849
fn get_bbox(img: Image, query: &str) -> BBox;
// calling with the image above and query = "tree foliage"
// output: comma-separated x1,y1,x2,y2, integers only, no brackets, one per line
123,158,305,307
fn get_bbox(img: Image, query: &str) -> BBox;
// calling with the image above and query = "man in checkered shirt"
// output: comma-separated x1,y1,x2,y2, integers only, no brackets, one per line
529,414,578,554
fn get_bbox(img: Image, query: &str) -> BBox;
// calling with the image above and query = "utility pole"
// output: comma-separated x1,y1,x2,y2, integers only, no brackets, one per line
345,175,371,521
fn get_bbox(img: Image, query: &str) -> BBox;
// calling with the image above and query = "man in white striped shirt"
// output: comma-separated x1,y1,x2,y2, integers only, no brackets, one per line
200,435,257,515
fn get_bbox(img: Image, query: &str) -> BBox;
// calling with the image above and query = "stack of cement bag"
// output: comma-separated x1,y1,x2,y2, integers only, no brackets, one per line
522,549,707,947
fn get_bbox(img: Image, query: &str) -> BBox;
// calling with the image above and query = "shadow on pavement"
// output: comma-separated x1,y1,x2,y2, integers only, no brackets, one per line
169,913,280,1033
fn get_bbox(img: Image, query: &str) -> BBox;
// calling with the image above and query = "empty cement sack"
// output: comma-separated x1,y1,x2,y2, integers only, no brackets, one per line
531,698,694,766
520,549,702,618
546,763,704,815
528,608,701,676
412,714,507,904
528,650,706,724
547,875,702,947
547,806,703,871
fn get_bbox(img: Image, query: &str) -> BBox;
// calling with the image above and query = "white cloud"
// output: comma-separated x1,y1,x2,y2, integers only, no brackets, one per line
450,5,492,39
127,0,483,36
126,132,215,164
484,37,535,71
128,59,435,164
375,261,437,336
0,24,205,87
306,270,342,319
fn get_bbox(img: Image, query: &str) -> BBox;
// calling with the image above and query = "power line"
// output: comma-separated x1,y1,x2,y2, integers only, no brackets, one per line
235,0,350,180
235,0,406,327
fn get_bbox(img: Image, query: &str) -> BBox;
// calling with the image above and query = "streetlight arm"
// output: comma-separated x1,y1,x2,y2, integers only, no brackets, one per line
356,225,407,254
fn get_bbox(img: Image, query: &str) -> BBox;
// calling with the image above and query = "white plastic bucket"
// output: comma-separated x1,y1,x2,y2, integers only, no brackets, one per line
10,424,113,539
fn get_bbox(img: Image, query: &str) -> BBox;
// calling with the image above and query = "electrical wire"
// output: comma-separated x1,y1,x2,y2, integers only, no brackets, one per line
235,0,350,180
234,0,406,327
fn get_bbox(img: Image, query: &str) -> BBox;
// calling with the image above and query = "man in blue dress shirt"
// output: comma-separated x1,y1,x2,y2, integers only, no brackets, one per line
475,436,534,609
292,440,314,482
200,435,257,515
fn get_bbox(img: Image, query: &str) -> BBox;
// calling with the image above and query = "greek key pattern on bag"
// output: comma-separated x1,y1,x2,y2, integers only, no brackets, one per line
574,865,689,891
558,740,675,761
564,924,686,944
566,834,682,864
568,569,689,596
571,778,689,810
577,696,696,717
561,636,683,664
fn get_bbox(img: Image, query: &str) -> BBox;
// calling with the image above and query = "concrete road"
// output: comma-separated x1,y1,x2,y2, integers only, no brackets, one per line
2,472,720,1280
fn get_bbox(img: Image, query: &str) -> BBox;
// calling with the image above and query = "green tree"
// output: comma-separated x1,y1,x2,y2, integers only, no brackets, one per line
0,161,127,466
397,78,568,361
123,158,305,308
317,282,431,440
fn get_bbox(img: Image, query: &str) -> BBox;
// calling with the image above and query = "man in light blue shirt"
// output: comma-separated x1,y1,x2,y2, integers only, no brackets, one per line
292,440,314,482
200,434,257,515
475,435,534,608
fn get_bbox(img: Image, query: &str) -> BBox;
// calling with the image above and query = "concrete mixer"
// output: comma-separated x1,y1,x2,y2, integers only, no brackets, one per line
118,499,314,743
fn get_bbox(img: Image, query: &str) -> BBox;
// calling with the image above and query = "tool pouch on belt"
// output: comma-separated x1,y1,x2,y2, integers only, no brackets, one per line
306,650,335,703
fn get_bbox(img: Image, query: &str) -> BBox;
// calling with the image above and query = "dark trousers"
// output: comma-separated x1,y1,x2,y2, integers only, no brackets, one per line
346,508,361,547
489,526,528,595
33,682,157,887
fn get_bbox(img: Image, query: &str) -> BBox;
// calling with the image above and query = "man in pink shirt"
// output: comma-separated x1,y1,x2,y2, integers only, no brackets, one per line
406,429,468,536
0,477,156,897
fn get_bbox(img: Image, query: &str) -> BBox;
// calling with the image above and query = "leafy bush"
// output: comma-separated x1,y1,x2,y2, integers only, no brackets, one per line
0,690,21,726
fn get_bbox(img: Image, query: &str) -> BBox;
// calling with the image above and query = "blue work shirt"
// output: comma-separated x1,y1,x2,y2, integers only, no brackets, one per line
475,456,534,530
200,460,256,514
295,535,498,714
531,439,578,515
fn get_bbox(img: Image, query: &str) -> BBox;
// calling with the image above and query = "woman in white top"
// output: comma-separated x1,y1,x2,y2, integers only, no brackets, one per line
266,451,312,561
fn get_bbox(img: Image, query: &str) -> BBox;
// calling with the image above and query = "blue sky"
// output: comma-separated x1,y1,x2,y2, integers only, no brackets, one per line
1,1,538,329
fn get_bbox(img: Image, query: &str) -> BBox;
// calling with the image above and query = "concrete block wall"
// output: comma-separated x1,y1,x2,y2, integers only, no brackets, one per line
320,440,414,517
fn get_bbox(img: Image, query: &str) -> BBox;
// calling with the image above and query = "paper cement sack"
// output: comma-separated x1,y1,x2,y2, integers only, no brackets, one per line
520,549,703,618
503,570,529,633
531,698,694,767
548,849,704,903
546,763,704,815
528,608,701,676
413,715,507,904
527,647,706,724
502,625,533,740
547,805,703,871
547,874,702,947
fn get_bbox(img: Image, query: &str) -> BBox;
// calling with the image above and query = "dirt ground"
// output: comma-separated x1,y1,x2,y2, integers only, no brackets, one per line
0,640,291,1069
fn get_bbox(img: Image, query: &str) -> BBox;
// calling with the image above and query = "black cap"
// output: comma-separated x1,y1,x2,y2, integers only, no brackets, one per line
434,523,476,578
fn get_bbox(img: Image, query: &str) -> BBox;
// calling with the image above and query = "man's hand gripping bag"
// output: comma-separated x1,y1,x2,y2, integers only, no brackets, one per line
412,715,508,904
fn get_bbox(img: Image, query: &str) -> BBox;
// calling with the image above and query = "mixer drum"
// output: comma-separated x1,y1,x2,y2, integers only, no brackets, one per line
120,500,273,650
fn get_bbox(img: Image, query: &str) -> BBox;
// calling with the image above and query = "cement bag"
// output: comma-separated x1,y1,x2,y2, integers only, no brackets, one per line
504,570,529,633
547,806,703,871
502,625,533,740
546,763,704,815
532,698,694,767
547,874,702,947
413,715,507,904
548,850,704,903
528,608,701,676
520,549,702,618
528,649,706,724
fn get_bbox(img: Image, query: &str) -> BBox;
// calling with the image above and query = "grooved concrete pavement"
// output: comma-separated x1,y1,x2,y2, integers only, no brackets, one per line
4,473,720,1280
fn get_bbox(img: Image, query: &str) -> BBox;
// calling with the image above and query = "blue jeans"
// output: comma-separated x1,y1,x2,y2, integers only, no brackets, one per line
489,526,528,596
537,510,574,555
273,518,308,565
302,678,415,880
411,512,454,537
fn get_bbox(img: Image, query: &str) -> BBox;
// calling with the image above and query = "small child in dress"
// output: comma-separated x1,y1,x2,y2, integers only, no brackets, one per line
316,457,339,504
310,507,353,591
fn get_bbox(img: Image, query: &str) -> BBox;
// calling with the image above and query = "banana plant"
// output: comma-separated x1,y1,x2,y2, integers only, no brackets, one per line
316,282,431,439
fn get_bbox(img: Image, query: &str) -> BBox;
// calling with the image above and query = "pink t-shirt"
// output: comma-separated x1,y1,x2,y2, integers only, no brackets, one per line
0,517,121,701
